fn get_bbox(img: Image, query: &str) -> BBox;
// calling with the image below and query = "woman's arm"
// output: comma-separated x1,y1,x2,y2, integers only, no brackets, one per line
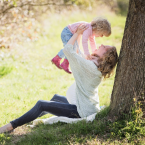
63,24,97,78
67,24,88,45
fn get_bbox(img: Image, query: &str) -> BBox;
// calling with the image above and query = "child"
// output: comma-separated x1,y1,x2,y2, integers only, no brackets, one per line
51,17,111,74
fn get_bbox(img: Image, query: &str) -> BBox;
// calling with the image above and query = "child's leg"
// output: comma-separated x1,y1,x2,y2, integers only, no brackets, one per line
58,27,73,59
60,58,72,74
60,40,82,74
51,55,62,69
57,49,65,59
60,27,73,74
60,41,78,74
51,27,72,70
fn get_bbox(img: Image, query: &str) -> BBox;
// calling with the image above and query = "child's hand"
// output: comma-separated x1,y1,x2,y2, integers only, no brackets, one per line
85,54,92,60
76,24,88,35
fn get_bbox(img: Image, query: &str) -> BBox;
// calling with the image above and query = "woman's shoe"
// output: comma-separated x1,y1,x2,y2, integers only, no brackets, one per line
51,55,62,69
60,59,72,74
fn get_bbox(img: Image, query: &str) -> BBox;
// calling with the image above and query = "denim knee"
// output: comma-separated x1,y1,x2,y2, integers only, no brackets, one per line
51,94,57,101
51,94,69,104
35,100,43,110
53,94,59,98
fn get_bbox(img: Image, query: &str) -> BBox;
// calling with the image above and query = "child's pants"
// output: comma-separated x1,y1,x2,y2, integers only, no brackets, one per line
58,27,81,59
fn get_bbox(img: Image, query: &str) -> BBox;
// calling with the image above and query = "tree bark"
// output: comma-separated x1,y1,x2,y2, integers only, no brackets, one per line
110,0,145,118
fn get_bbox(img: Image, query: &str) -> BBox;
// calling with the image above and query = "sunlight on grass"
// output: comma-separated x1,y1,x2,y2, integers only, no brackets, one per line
0,8,127,145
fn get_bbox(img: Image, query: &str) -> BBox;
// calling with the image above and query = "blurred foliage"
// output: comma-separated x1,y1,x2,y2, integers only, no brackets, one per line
0,0,129,49
117,0,129,15
73,0,94,7
0,65,13,77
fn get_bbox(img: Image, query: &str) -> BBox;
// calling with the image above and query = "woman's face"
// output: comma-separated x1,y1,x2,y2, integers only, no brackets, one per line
93,44,112,58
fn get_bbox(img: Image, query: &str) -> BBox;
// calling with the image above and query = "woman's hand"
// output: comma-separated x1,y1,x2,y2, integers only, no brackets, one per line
67,24,88,46
76,24,88,35
85,54,92,60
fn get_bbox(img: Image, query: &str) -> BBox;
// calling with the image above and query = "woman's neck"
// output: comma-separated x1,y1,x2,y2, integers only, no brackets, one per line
91,57,99,66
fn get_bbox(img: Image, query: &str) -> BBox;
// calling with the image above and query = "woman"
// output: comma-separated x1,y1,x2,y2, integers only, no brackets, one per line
0,25,118,133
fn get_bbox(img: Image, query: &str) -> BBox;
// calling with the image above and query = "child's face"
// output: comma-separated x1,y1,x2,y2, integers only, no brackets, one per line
93,30,104,38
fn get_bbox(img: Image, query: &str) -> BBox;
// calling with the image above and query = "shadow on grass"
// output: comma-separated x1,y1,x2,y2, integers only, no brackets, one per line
0,65,13,78
0,108,111,145
1,107,145,145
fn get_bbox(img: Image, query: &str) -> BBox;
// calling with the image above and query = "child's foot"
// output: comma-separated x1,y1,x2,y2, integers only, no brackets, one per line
51,55,62,69
60,59,72,74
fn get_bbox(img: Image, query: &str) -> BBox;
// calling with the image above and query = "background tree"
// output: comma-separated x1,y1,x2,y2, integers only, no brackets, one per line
110,0,145,118
0,0,73,48
0,0,128,49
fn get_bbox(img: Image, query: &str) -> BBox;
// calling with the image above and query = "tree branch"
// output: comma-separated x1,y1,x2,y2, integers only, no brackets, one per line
0,5,15,15
0,2,72,15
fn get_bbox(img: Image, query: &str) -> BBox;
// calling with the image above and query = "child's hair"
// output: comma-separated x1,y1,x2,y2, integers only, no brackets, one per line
97,46,118,79
91,17,111,37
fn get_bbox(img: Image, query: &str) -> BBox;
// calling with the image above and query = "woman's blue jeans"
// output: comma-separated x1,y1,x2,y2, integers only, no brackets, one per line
10,94,80,129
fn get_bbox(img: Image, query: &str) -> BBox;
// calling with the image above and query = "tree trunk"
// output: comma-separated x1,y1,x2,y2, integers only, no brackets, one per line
110,0,145,118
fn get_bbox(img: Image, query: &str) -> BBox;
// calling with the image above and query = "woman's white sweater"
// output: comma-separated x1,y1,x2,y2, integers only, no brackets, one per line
66,82,77,105
63,44,102,118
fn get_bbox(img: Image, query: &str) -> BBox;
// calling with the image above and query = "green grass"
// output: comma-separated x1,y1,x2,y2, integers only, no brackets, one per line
1,8,143,145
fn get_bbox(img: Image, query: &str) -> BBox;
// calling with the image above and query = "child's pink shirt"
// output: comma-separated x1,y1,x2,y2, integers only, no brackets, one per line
67,21,96,56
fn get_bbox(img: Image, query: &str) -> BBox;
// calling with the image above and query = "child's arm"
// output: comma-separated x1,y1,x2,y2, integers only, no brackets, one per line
89,36,97,53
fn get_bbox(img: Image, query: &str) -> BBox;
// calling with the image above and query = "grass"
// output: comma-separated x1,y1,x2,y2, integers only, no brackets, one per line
0,65,13,78
1,8,144,145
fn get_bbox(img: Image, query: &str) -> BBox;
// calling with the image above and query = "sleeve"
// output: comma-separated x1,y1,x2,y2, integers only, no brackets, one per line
82,29,91,56
89,36,97,53
63,44,94,77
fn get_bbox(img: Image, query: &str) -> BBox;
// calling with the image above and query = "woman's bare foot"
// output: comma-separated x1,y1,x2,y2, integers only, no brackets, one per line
0,123,13,134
